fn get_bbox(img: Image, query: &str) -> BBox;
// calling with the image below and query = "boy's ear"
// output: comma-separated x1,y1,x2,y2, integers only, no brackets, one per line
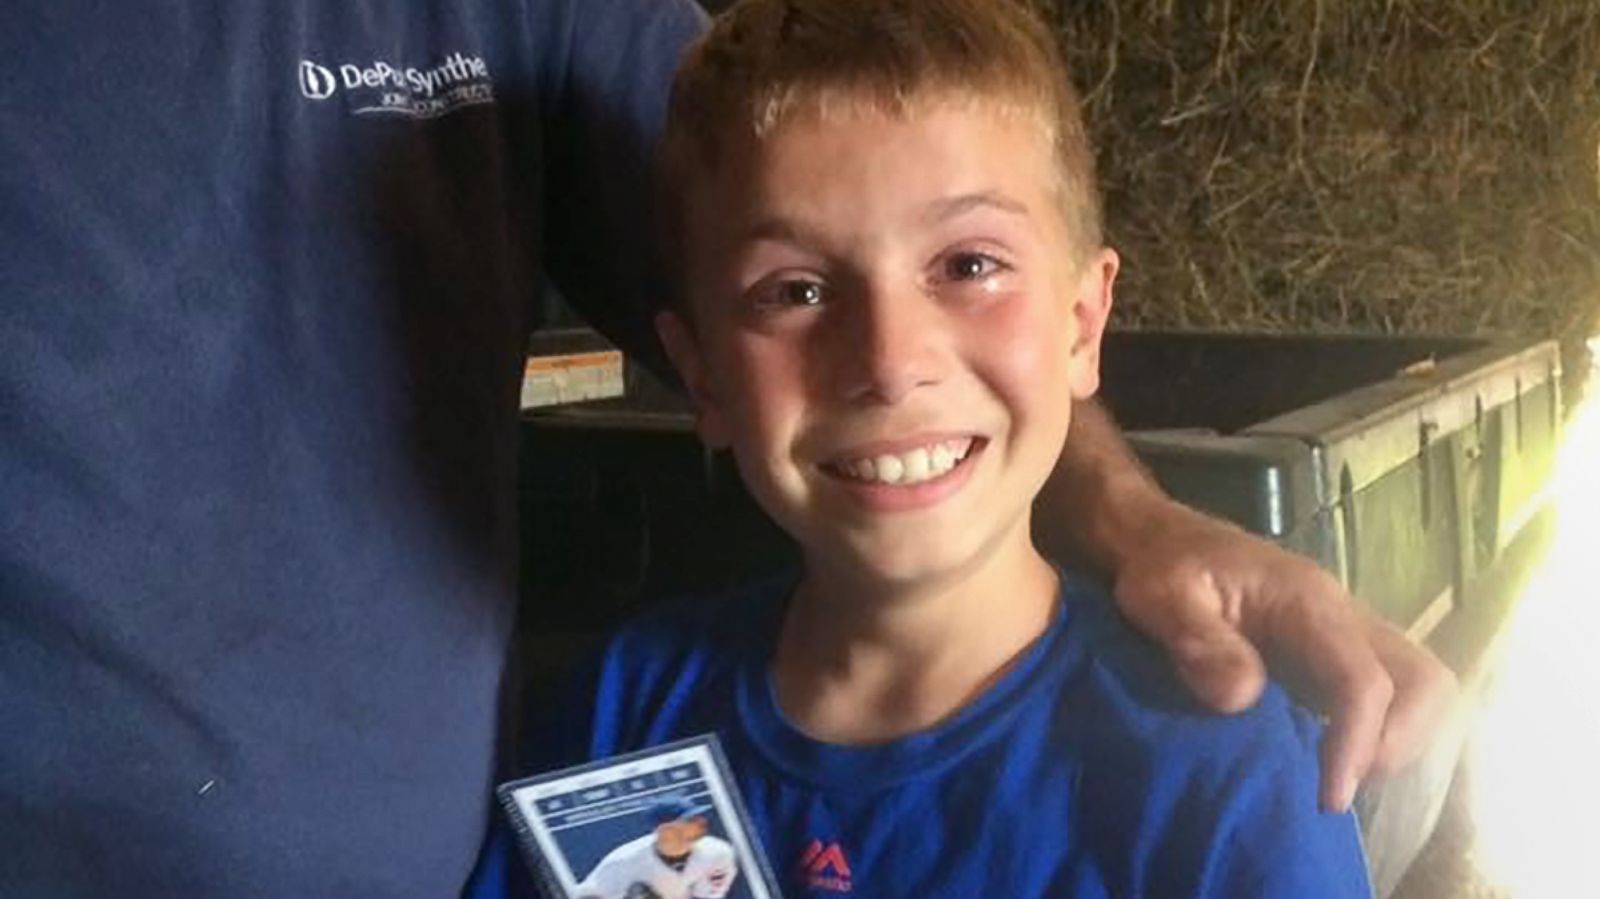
1067,247,1119,399
654,310,732,449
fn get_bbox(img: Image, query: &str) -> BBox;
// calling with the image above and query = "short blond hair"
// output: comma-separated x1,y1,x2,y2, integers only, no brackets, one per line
659,0,1103,293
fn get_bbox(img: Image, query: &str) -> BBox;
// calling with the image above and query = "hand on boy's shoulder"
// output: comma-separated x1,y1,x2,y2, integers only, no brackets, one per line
1064,570,1312,730
1064,578,1374,898
1106,501,1458,813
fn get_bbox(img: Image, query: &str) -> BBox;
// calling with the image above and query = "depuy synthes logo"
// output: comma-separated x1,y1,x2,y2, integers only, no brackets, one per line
299,61,338,99
297,51,494,119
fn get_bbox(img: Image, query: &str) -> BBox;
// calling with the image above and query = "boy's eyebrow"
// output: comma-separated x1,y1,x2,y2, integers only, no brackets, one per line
734,191,1031,246
739,217,821,247
922,191,1031,224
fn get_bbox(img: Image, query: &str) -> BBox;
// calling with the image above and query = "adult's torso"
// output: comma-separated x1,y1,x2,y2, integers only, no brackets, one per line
0,2,696,895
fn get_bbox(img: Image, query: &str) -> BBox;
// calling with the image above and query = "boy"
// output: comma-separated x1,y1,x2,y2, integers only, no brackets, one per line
471,0,1373,895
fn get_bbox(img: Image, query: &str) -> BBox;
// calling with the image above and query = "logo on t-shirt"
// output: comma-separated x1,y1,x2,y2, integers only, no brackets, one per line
799,839,853,893
297,52,494,119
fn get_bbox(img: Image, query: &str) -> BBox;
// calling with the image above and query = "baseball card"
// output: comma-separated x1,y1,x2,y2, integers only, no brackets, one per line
497,735,784,899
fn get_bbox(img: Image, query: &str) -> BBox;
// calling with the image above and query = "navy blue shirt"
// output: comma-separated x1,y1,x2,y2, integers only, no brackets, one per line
0,2,704,896
469,574,1373,898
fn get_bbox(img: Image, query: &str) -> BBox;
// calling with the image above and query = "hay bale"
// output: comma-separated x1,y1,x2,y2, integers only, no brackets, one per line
1049,0,1600,353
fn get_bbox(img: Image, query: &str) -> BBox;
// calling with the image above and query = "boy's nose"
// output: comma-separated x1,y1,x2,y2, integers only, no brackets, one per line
838,284,944,404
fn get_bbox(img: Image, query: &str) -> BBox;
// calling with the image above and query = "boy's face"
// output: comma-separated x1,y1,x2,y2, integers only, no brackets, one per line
658,96,1117,587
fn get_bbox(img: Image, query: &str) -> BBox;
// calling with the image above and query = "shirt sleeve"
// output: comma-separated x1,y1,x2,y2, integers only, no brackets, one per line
1071,603,1376,899
1199,710,1375,899
460,599,736,899
460,824,545,899
540,0,708,379
459,658,609,899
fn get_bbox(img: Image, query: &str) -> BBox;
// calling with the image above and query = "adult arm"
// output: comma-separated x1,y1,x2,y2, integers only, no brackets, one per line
1037,398,1457,811
539,0,707,377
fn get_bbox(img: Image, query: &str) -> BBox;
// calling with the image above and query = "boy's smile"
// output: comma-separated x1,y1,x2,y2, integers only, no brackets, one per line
821,432,981,487
815,431,986,513
660,96,1116,587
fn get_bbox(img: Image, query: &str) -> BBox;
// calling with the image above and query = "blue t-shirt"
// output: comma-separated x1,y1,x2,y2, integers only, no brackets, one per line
0,2,704,896
470,573,1373,898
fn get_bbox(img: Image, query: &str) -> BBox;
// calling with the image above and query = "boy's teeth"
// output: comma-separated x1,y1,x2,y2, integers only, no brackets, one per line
838,438,973,486
902,448,930,482
874,454,904,484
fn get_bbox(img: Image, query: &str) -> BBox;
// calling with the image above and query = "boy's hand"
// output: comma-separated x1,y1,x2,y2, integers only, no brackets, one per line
1111,500,1459,813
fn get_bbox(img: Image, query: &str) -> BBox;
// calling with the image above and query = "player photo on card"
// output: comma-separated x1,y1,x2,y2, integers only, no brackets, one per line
497,736,783,899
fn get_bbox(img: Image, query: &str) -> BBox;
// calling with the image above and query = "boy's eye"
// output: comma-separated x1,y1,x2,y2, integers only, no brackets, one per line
782,280,826,306
755,278,827,308
941,252,1008,283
